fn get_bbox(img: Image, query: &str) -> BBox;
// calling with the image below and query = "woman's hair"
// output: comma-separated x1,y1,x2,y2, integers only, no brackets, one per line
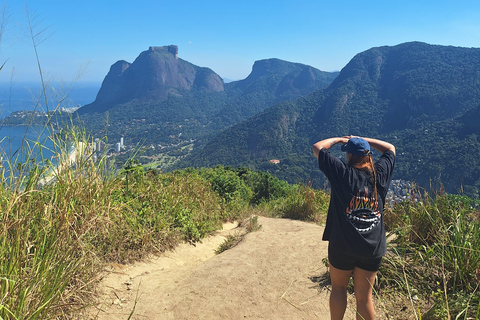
348,150,378,199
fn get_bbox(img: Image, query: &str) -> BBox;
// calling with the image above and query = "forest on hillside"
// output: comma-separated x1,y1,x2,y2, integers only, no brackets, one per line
182,43,480,198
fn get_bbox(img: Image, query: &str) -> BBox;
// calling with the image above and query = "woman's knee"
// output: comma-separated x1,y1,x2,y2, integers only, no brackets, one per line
354,292,372,305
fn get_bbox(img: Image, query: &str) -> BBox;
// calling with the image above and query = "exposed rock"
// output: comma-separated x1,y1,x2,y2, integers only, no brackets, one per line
78,45,224,114
92,60,131,106
193,68,225,92
148,45,178,58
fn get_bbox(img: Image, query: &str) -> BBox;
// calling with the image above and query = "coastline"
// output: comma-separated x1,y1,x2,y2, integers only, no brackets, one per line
38,142,87,186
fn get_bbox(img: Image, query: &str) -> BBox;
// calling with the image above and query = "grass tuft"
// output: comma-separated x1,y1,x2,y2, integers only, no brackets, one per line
381,192,480,319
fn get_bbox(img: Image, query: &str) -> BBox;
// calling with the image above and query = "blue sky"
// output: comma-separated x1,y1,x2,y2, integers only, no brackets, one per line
1,0,480,84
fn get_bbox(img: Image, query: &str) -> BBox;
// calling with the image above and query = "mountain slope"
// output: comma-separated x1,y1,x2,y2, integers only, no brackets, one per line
75,46,338,149
214,59,338,126
185,42,480,196
229,58,336,98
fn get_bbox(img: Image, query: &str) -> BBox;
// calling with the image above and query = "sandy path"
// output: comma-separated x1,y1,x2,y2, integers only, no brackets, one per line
87,217,381,320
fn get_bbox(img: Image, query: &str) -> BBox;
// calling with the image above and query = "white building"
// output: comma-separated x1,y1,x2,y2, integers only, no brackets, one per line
97,141,105,152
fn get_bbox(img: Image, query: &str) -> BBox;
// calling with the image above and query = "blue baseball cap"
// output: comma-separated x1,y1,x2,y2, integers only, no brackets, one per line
341,137,371,156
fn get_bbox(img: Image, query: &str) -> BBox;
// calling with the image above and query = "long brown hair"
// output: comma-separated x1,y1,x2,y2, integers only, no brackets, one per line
348,150,378,200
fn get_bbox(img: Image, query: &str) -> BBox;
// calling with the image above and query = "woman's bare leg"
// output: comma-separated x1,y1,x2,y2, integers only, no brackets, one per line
353,267,378,320
329,264,353,320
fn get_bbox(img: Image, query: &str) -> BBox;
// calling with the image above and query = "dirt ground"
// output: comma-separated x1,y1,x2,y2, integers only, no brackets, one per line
86,217,394,320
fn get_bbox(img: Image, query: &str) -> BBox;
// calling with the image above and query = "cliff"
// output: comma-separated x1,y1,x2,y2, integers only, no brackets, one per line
78,45,224,114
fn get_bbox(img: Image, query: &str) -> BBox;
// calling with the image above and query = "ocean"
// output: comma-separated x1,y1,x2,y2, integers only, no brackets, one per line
0,82,100,166
0,81,100,118
0,125,53,163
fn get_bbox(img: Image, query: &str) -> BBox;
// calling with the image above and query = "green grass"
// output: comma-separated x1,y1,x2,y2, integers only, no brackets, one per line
215,233,244,254
139,143,194,169
2,116,479,319
0,123,323,318
257,182,330,223
381,192,480,319
215,215,262,254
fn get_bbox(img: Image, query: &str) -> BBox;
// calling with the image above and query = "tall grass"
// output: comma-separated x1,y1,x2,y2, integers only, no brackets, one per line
3,6,478,319
258,183,330,223
0,127,103,318
381,192,480,319
4,119,479,319
0,126,330,318
0,127,234,318
0,7,239,315
0,6,331,316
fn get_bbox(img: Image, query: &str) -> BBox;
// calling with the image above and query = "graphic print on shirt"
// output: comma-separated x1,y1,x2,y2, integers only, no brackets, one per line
345,187,380,233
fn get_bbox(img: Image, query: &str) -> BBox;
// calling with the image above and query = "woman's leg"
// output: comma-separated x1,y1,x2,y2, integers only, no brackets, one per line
329,264,353,320
353,267,378,320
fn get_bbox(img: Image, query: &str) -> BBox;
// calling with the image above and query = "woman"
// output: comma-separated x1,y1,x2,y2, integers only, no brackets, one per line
312,136,395,320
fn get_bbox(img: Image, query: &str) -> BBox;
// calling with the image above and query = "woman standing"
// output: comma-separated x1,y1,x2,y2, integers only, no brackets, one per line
312,136,396,320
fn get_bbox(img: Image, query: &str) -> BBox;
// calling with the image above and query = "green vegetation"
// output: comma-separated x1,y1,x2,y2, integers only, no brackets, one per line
380,192,480,319
0,123,327,318
1,110,51,126
0,12,338,318
185,42,480,198
1,123,479,318
2,16,479,318
73,57,338,152
215,216,262,254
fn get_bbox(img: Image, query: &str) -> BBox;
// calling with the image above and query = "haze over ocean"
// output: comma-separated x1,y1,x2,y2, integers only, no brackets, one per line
0,82,99,163
0,82,100,119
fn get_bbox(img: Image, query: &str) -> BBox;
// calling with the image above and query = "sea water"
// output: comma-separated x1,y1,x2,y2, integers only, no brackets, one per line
0,82,100,172
0,125,53,162
0,81,100,118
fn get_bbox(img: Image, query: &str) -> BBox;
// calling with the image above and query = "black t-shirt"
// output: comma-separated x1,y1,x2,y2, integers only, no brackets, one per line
318,149,395,259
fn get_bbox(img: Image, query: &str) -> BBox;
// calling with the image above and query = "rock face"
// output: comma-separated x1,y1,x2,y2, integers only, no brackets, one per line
78,45,224,114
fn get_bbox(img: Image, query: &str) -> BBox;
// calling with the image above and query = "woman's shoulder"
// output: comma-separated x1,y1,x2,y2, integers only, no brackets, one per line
318,148,349,175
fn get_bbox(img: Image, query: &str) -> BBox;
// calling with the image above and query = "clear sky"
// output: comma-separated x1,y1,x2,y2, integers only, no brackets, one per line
1,0,480,85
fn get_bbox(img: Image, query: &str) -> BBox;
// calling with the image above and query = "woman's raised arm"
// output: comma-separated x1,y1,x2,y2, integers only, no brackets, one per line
312,137,349,158
359,137,396,155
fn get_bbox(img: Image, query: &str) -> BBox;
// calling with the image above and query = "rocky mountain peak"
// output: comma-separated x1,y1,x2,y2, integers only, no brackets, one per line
78,45,224,114
149,45,178,58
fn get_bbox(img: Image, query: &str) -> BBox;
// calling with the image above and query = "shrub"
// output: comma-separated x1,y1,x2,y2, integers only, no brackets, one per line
259,183,329,223
197,166,253,204
0,127,233,318
238,168,292,204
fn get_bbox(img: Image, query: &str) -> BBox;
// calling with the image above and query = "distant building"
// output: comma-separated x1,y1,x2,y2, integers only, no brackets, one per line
96,141,105,152
269,159,280,164
115,143,121,152
120,137,124,148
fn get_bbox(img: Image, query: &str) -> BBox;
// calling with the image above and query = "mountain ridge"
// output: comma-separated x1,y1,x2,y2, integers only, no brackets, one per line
183,42,480,196
74,45,338,157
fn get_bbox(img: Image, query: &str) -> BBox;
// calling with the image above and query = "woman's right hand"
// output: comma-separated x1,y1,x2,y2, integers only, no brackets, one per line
339,136,351,144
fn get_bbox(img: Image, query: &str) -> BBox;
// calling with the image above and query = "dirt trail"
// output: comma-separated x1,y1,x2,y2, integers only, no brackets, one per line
87,217,384,319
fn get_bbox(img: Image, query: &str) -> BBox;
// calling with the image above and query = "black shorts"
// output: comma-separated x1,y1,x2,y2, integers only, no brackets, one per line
328,242,382,272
